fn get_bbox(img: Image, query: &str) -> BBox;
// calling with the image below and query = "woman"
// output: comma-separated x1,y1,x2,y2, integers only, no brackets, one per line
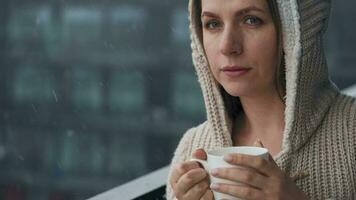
167,0,356,199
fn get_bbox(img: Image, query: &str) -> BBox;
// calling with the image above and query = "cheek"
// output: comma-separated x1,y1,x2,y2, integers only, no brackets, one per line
248,29,279,76
203,36,220,71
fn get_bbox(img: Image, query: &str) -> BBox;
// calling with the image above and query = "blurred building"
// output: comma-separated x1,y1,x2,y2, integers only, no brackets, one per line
325,0,356,88
0,0,355,199
0,0,205,199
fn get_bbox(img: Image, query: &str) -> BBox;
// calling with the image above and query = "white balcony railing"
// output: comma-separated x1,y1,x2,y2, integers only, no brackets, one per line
88,166,169,200
343,84,356,97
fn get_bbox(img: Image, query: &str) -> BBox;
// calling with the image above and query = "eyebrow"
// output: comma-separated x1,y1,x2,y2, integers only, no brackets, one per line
201,6,266,18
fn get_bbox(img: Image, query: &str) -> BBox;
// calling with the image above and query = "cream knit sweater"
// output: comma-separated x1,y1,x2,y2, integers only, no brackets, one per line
166,0,356,199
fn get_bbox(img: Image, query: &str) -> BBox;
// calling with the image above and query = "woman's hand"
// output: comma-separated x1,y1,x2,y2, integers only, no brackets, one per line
170,149,214,200
210,141,308,200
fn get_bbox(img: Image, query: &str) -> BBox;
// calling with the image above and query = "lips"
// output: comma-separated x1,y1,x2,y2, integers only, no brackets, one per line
221,66,251,77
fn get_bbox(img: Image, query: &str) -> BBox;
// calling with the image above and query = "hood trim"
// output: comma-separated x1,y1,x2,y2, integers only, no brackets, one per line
188,0,339,168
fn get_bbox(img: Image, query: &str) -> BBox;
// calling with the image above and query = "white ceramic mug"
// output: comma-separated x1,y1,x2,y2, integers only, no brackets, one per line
191,146,269,200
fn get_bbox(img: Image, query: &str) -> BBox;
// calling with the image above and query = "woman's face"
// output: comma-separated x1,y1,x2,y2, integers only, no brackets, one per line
201,0,279,97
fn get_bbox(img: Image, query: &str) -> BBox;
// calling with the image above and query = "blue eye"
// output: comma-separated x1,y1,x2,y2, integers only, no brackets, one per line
204,20,221,29
244,16,263,26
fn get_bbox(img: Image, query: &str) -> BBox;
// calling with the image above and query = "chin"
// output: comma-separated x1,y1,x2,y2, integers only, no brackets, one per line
221,84,248,97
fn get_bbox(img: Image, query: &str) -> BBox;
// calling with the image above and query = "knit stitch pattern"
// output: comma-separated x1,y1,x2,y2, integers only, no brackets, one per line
166,0,356,199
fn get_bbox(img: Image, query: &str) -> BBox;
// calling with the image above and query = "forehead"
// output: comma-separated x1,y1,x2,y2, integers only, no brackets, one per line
201,0,269,13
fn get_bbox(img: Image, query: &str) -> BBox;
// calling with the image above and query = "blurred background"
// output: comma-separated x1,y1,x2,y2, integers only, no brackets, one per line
0,0,355,199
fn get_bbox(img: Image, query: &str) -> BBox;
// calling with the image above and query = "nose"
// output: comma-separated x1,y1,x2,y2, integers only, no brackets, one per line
219,27,243,56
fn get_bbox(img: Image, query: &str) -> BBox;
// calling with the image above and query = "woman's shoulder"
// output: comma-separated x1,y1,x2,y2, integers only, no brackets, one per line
183,121,211,138
176,121,211,149
327,93,356,142
170,121,212,160
329,93,356,120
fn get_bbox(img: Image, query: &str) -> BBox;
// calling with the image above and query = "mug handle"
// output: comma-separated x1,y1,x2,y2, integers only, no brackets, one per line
190,158,209,171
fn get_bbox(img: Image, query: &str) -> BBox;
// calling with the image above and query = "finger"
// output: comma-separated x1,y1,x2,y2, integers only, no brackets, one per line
183,178,210,200
210,183,263,200
223,154,281,177
192,148,207,160
252,141,278,167
201,189,214,200
266,153,279,167
211,167,267,189
176,168,208,196
170,161,202,188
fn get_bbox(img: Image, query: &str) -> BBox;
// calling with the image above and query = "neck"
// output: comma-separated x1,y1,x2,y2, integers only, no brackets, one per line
234,89,285,150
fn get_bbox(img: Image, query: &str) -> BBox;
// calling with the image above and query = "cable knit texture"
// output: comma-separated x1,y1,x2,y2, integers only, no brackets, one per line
166,0,356,199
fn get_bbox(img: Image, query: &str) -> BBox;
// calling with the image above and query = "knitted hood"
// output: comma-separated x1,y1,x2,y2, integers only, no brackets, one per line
188,0,339,165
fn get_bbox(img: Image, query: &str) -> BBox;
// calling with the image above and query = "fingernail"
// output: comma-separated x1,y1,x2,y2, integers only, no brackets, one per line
210,168,219,176
210,183,220,190
224,154,233,162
